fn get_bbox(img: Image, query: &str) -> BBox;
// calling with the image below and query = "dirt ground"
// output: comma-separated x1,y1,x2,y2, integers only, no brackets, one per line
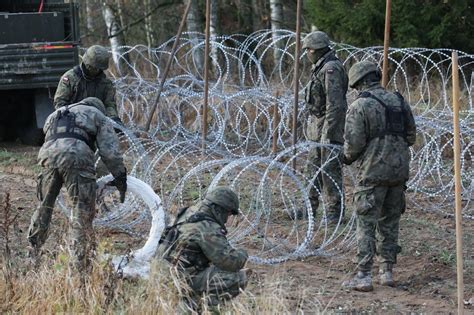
1,143,473,314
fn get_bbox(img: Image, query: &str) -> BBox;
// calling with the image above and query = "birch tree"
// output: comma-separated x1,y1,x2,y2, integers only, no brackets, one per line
102,1,129,75
210,0,219,74
85,0,95,32
186,0,204,75
269,0,284,65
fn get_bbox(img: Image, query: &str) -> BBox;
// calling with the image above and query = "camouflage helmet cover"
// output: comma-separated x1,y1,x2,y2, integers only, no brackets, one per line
205,186,239,215
302,31,330,50
348,60,381,88
82,45,111,70
79,97,106,114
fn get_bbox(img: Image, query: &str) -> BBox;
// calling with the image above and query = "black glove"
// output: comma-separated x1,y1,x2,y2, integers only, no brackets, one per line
339,151,351,165
111,116,125,134
112,116,124,126
107,172,127,203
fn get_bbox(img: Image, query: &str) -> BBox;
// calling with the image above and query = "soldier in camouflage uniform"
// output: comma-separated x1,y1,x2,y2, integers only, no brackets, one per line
54,45,122,124
156,186,250,311
27,97,127,272
302,31,348,223
341,61,416,291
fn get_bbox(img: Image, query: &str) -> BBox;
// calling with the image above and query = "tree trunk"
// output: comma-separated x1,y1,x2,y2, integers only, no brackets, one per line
239,0,254,34
186,0,204,76
85,0,95,32
269,0,284,64
210,0,219,73
144,0,155,48
102,2,129,75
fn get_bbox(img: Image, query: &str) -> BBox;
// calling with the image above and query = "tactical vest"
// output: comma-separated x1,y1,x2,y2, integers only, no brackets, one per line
358,91,408,142
305,53,340,118
70,65,106,104
158,207,225,270
45,105,95,149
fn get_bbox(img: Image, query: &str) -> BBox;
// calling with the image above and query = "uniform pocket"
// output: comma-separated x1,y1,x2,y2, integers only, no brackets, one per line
353,187,375,216
36,173,44,201
400,186,407,214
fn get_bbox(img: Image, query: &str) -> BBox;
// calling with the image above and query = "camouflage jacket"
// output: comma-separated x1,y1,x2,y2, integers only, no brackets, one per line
305,50,348,144
343,83,417,186
53,64,118,118
38,103,126,178
157,201,248,276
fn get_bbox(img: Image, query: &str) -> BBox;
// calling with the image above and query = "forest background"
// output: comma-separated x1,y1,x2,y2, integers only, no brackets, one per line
83,0,474,53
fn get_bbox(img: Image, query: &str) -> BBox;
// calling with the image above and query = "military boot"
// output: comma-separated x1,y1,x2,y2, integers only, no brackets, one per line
379,263,395,287
342,271,373,292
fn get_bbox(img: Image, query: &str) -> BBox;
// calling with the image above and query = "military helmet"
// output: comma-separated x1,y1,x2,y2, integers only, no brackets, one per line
82,45,110,70
302,31,330,50
348,60,381,88
80,97,106,114
205,186,239,215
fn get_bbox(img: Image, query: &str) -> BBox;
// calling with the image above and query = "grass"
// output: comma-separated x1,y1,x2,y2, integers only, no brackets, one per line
0,250,312,314
0,148,40,174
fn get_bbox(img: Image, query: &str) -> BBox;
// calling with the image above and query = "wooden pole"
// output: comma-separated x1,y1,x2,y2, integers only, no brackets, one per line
452,51,464,315
144,0,192,131
202,0,211,155
272,93,280,154
381,0,391,88
292,0,302,169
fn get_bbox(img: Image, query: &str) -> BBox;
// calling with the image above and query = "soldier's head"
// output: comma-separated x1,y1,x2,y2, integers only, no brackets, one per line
79,97,106,114
348,60,381,90
302,31,331,64
82,45,111,76
204,186,240,223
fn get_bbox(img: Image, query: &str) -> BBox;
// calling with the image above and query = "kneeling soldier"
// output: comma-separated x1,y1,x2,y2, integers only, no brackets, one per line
156,186,250,311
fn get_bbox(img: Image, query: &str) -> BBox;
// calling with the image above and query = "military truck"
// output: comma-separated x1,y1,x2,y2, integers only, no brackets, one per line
0,0,80,144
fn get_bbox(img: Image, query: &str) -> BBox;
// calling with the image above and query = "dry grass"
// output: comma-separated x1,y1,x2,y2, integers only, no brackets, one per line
0,222,314,315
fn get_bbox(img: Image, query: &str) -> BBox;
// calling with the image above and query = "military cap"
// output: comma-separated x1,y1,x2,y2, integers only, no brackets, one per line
348,60,381,88
82,45,111,70
205,186,239,215
80,97,106,114
302,31,330,50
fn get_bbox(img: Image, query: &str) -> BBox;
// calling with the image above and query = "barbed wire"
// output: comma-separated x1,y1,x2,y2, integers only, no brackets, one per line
72,30,472,265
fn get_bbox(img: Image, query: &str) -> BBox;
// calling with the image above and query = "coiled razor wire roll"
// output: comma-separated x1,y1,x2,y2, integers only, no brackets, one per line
61,30,473,266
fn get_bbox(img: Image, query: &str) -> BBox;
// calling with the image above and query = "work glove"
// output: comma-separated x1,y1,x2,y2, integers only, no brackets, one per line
338,150,351,165
107,171,127,203
111,116,124,126
111,116,125,135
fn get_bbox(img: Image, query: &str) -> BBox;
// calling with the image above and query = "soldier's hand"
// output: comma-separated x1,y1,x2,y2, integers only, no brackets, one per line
111,116,124,126
107,172,127,203
111,116,125,134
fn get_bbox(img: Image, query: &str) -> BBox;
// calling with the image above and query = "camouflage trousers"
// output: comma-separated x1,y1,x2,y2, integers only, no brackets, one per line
27,167,97,271
182,265,248,311
305,145,344,216
353,185,405,272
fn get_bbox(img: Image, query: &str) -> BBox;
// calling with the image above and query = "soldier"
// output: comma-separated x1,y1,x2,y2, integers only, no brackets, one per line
301,31,348,223
27,97,127,272
53,45,123,124
341,61,416,291
156,186,251,312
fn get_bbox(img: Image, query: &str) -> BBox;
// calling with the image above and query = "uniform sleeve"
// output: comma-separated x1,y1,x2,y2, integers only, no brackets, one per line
199,227,248,272
95,116,126,177
103,79,119,118
343,101,367,164
53,73,73,109
404,103,417,146
324,65,347,144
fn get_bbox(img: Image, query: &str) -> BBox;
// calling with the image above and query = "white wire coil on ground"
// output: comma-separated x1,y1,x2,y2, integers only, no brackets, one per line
97,175,165,278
